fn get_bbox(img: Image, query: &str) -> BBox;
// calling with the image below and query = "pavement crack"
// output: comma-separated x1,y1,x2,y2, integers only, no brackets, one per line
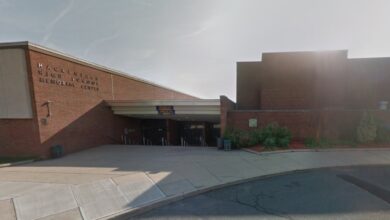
254,195,293,220
232,190,291,219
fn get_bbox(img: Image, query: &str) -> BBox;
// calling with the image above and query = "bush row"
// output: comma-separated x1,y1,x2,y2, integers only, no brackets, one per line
223,122,292,149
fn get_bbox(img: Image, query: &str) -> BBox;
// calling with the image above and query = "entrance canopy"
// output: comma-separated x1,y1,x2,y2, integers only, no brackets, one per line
106,99,220,122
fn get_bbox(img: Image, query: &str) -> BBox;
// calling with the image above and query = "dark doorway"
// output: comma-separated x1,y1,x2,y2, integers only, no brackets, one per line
140,119,220,146
178,122,205,146
177,122,220,146
141,119,167,145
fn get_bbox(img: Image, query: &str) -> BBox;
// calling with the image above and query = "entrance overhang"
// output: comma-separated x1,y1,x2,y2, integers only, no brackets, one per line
105,99,220,123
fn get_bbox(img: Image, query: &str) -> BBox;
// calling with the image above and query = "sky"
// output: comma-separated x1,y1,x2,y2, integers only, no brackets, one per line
1,0,390,100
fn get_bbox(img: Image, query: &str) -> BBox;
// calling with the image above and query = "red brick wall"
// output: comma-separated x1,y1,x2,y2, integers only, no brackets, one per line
347,58,390,109
0,47,197,158
233,51,390,142
112,74,194,100
220,96,236,136
237,51,390,111
227,111,318,140
0,119,41,156
227,110,390,141
259,52,319,110
236,62,262,109
236,51,387,110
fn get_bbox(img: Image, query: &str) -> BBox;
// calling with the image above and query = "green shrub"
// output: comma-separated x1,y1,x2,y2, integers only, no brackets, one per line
278,137,290,148
304,137,335,148
376,124,390,143
337,139,358,147
237,131,251,148
239,138,250,148
263,137,277,147
224,123,292,149
261,123,292,149
224,128,252,148
304,137,319,148
248,129,264,146
223,128,242,148
356,111,377,143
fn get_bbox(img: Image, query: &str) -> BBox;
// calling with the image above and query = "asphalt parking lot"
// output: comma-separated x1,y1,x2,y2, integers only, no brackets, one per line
134,165,390,220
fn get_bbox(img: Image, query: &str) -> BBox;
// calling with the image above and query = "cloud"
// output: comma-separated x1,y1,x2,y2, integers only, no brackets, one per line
130,0,153,7
41,0,75,44
179,17,220,39
83,32,121,57
0,0,11,8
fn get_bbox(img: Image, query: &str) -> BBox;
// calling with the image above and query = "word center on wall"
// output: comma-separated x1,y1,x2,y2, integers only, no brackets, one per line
37,62,100,92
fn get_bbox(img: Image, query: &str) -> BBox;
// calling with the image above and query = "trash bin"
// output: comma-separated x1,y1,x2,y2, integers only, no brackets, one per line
223,139,232,151
50,145,64,158
217,137,224,149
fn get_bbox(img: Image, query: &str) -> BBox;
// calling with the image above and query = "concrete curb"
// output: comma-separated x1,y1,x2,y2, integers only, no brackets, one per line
102,163,386,220
242,147,390,155
0,159,35,168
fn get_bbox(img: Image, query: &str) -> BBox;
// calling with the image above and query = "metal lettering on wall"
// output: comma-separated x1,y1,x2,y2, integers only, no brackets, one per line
36,62,99,91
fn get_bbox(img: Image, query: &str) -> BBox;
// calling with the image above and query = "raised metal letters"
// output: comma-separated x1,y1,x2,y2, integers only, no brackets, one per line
36,62,99,91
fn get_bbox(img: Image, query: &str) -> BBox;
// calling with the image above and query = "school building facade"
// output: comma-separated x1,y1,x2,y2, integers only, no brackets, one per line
0,42,389,158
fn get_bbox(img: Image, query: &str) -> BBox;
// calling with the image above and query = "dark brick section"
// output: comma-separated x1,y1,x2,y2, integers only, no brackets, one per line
237,51,350,110
220,96,236,136
0,47,197,158
232,50,390,140
237,51,390,110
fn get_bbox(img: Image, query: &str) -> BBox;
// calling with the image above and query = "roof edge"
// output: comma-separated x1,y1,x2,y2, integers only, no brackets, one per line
261,49,349,60
262,49,349,56
105,99,220,107
0,41,199,99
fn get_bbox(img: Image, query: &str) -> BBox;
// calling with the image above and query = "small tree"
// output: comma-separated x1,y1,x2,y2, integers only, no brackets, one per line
356,111,377,143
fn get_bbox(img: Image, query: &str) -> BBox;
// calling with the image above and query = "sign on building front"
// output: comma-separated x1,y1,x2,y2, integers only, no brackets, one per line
36,62,100,91
156,106,175,115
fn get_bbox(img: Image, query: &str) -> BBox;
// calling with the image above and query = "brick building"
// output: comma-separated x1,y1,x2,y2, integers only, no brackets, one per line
1,42,390,158
222,50,390,141
0,42,220,158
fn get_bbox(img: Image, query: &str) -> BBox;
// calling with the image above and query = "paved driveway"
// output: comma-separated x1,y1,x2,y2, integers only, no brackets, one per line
136,165,390,220
1,145,390,220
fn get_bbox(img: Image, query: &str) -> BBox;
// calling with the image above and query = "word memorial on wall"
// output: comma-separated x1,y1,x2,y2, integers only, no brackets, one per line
36,62,100,91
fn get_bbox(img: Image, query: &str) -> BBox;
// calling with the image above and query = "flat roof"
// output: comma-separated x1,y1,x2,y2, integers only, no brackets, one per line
106,99,220,122
0,41,198,99
106,99,220,106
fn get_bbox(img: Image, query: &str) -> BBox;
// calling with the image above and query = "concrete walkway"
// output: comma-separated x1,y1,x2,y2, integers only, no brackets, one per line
1,145,390,220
